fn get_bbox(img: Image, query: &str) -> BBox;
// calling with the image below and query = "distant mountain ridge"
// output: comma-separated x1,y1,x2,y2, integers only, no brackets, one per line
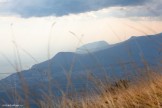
0,33,162,106
76,40,111,54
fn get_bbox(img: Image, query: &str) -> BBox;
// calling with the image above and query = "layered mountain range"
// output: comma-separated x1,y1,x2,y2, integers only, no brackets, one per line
0,33,162,106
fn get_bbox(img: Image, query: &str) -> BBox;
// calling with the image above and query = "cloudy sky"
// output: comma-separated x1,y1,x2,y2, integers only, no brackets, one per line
0,0,162,78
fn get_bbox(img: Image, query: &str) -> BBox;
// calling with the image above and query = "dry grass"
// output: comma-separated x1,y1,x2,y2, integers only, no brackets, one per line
1,21,162,108
30,71,162,108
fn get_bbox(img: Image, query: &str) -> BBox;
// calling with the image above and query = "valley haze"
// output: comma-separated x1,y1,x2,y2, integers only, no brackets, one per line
0,0,162,107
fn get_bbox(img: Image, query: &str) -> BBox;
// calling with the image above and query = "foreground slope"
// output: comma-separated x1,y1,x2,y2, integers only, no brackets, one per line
0,33,162,105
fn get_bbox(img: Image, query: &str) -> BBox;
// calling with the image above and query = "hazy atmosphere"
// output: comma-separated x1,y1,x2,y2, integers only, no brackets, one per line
0,1,162,107
0,0,162,77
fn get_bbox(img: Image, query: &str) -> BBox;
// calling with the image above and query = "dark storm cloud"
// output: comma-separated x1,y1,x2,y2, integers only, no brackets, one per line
0,0,148,17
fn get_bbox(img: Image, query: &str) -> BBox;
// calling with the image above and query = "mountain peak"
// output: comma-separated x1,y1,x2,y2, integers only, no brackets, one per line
76,40,110,54
130,36,136,39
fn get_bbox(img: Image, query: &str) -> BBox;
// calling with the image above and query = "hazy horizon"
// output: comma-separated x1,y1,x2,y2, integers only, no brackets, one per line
0,0,162,79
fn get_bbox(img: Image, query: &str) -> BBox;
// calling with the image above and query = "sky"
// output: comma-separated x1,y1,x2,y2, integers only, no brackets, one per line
0,0,162,78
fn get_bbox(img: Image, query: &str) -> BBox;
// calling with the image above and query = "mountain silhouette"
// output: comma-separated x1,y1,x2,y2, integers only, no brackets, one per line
0,33,162,105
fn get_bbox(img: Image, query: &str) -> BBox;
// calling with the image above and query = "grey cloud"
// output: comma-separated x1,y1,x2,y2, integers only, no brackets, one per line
0,0,147,17
112,0,162,18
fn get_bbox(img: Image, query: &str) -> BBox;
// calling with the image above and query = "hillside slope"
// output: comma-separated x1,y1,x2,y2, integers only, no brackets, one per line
0,33,162,106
